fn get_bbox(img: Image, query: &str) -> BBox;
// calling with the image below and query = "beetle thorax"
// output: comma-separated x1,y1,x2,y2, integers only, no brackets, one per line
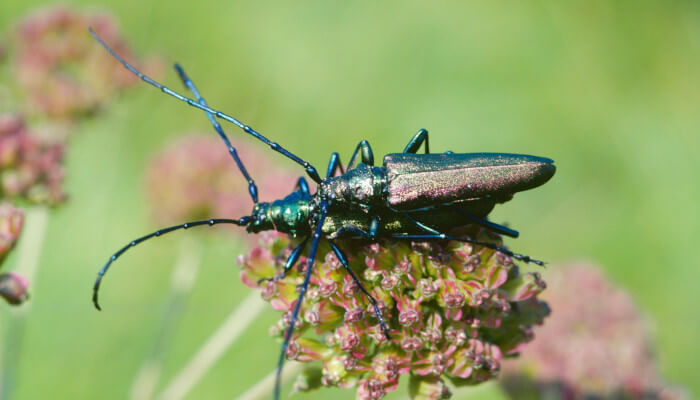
321,163,386,207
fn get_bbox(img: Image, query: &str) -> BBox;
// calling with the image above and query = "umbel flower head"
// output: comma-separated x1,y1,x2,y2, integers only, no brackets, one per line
0,202,28,306
0,114,65,206
500,262,688,400
145,134,298,227
239,226,550,399
11,5,161,121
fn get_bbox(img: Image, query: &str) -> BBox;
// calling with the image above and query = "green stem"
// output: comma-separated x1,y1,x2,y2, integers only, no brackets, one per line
155,291,266,400
0,206,49,400
129,235,202,400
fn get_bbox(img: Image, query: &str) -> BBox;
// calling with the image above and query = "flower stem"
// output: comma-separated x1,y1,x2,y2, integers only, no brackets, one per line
155,291,266,400
237,361,303,400
0,206,49,400
129,235,202,400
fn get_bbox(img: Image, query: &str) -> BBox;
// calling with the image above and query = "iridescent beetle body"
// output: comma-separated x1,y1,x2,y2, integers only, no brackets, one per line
248,152,555,238
88,28,555,400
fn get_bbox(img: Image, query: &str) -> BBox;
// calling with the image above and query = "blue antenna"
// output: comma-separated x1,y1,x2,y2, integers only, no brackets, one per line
89,28,322,184
92,217,251,310
174,63,260,203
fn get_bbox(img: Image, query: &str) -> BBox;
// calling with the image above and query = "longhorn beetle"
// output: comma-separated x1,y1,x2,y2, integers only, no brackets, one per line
89,28,555,399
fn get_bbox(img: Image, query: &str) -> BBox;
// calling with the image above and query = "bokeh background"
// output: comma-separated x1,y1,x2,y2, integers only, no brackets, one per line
0,1,698,399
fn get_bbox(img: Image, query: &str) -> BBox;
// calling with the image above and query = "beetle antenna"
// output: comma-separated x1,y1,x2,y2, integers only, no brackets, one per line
93,217,251,311
88,28,323,184
173,63,260,204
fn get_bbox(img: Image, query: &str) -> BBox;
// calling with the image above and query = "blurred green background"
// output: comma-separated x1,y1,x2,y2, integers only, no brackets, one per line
0,0,698,399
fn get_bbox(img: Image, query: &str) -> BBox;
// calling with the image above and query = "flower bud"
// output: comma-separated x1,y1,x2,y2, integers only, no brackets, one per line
0,203,24,265
0,272,29,305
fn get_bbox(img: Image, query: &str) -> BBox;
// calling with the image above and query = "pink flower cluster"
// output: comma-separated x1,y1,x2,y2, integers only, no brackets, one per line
145,134,298,226
500,263,688,400
0,203,28,305
0,114,65,206
239,226,550,399
11,6,161,121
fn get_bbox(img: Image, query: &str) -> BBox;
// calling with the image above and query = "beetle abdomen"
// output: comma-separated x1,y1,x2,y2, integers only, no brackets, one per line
384,153,555,210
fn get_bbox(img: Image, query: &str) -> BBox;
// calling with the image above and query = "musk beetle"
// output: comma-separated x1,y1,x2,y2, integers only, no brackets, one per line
89,28,555,400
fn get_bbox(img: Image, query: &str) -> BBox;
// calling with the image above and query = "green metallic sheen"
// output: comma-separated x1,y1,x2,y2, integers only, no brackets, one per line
247,191,311,236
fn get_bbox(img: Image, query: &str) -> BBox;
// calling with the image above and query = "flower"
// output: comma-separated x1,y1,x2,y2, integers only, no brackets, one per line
11,6,162,121
500,262,689,400
239,225,550,399
0,114,66,206
0,202,23,264
0,272,29,305
0,203,28,306
145,134,298,227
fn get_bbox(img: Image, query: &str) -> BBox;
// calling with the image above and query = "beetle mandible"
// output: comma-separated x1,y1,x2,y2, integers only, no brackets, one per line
89,28,555,400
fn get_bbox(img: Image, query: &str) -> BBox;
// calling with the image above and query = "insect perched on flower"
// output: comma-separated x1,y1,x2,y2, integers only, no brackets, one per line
89,28,555,400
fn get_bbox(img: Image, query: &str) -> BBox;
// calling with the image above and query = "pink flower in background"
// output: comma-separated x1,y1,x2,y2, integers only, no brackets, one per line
145,134,299,227
500,262,688,400
0,114,65,206
0,202,23,264
11,6,162,121
240,226,550,400
0,203,28,306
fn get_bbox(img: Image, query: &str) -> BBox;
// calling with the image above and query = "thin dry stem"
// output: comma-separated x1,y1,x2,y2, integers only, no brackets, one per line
156,291,266,400
129,236,202,400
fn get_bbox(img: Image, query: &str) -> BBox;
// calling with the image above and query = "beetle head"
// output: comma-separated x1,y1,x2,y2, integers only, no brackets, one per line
246,190,311,237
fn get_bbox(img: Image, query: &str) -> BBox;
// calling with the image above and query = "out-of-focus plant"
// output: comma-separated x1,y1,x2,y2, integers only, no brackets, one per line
0,6,161,399
0,203,27,305
0,114,65,206
239,227,550,400
145,134,298,228
499,262,688,400
10,6,161,122
131,133,297,400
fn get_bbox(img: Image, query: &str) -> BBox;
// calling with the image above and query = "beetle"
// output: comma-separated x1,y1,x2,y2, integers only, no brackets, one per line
89,28,555,399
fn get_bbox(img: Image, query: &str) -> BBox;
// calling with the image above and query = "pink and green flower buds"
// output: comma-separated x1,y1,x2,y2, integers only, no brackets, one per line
0,202,23,264
500,263,689,400
0,114,65,206
0,203,27,306
11,6,161,120
239,226,550,399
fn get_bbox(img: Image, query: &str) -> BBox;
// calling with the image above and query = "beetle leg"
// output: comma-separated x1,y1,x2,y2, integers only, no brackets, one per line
275,202,328,400
328,215,380,240
328,225,373,240
391,233,545,266
174,64,260,204
403,128,430,154
257,237,309,284
451,209,519,238
329,241,392,340
347,140,375,170
326,152,345,178
294,177,310,196
391,203,520,238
